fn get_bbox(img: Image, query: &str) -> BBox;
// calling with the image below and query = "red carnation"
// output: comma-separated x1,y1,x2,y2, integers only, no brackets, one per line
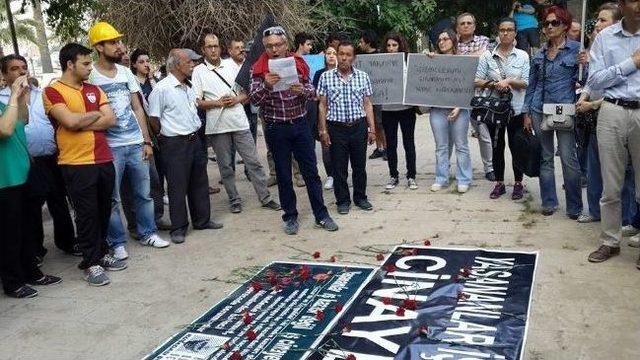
242,313,252,325
222,341,232,351
329,255,337,262
251,282,263,292
382,297,393,305
346,355,357,360
462,267,472,277
403,299,417,310
230,351,243,360
423,239,431,246
334,303,344,312
376,253,385,261
384,264,397,273
312,251,321,259
395,307,405,317
316,310,325,321
457,292,470,301
246,329,257,341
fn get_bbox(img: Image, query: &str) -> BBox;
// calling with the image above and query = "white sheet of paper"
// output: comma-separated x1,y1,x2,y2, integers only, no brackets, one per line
268,57,300,92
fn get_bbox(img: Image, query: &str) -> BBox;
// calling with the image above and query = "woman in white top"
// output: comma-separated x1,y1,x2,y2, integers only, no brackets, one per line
381,32,418,190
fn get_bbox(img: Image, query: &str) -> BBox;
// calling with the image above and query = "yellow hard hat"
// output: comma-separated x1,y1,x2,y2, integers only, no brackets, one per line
88,22,124,47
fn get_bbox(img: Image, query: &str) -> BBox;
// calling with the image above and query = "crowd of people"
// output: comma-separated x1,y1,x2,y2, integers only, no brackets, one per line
1,0,640,299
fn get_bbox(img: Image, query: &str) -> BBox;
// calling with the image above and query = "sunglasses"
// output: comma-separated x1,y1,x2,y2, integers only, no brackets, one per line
543,19,563,28
263,26,286,37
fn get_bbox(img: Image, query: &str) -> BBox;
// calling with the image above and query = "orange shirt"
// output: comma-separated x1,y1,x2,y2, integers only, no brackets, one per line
43,81,113,165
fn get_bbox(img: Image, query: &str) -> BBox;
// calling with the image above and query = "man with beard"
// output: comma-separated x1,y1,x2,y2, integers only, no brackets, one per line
87,22,169,261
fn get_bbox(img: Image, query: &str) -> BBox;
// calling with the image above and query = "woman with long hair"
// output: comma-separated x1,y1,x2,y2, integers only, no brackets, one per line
523,5,583,218
312,46,338,190
475,17,530,200
427,29,473,193
380,31,418,190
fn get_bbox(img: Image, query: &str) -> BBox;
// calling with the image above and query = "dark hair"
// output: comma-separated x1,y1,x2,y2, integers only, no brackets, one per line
198,29,220,50
360,29,378,47
436,28,458,55
456,12,476,25
0,54,27,74
59,43,92,72
496,17,517,31
337,40,356,53
598,2,622,21
294,32,312,49
129,48,149,74
228,37,244,47
382,31,409,54
325,32,345,47
542,5,573,29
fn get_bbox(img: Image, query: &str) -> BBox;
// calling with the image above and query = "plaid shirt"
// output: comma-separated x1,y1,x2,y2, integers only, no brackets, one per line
250,75,314,122
317,68,373,122
457,35,490,55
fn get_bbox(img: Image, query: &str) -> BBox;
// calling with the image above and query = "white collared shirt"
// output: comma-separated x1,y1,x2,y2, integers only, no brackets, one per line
191,59,248,135
148,73,201,137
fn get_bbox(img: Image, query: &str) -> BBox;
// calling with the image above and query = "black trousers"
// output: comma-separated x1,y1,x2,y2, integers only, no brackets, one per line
0,184,43,294
27,155,76,256
328,119,368,207
61,163,114,269
121,153,165,232
382,109,417,179
486,114,524,182
159,134,211,236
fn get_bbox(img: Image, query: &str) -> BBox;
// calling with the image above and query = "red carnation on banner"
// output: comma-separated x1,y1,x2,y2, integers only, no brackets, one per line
457,292,470,301
382,297,393,305
250,282,262,292
462,267,472,277
242,312,252,325
246,329,257,341
312,251,321,259
396,307,406,317
346,355,357,360
230,351,243,360
423,239,431,246
376,253,385,261
334,303,344,312
299,265,311,282
329,255,337,262
418,325,429,336
384,264,397,273
316,310,325,321
268,275,278,286
222,341,232,351
403,299,417,310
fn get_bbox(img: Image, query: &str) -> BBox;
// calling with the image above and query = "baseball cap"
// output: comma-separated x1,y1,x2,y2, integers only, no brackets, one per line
181,48,202,60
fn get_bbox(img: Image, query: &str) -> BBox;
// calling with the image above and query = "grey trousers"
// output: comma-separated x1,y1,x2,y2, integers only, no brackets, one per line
597,101,640,247
470,118,494,174
208,130,272,206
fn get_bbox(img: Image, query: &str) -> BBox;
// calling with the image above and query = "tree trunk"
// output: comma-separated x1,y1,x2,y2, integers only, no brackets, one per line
32,0,53,73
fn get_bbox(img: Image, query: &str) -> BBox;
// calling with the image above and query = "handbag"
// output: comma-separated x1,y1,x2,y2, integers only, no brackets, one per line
512,126,542,178
540,53,575,132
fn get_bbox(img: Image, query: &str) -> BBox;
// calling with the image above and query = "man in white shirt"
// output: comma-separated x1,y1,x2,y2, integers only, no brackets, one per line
148,49,223,244
193,31,280,214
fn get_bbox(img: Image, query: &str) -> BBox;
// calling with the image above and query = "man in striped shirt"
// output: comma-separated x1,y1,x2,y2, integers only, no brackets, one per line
250,26,338,235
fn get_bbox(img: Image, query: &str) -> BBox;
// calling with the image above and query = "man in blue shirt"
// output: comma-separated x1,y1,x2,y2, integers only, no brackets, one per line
586,0,640,268
317,41,376,215
511,1,540,53
0,55,78,260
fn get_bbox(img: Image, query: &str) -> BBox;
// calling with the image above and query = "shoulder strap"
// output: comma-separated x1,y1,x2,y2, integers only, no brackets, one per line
541,49,547,104
209,67,238,96
494,55,507,80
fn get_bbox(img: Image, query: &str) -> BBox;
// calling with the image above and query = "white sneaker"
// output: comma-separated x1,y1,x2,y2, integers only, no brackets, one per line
430,183,443,192
113,246,129,261
385,177,399,190
629,233,640,248
622,225,640,237
163,195,169,205
457,184,469,193
407,178,418,190
140,233,170,248
324,176,334,190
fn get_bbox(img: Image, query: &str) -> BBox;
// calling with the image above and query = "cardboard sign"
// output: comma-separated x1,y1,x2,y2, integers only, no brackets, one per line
354,53,405,105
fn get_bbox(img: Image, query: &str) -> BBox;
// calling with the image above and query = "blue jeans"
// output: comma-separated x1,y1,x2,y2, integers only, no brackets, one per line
429,108,472,186
586,132,636,223
264,119,329,222
531,111,583,215
107,144,156,248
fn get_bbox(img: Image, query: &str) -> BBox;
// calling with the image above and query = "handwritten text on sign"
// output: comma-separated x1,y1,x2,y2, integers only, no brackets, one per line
404,54,479,109
354,53,405,105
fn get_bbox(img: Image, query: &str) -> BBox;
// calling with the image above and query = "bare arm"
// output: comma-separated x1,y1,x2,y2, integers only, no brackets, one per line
81,104,116,131
148,116,161,135
0,93,21,138
131,93,151,142
48,105,102,131
318,95,330,147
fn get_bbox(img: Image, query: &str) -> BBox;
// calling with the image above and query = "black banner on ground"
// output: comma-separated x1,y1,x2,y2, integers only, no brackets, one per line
144,262,377,360
308,246,537,360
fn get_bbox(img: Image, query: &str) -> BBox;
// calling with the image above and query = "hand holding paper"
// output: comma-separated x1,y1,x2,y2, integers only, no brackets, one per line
268,57,300,92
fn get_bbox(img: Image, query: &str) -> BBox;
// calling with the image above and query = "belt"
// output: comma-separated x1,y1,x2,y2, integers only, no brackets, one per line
175,132,199,141
604,98,640,109
328,118,364,128
265,116,304,125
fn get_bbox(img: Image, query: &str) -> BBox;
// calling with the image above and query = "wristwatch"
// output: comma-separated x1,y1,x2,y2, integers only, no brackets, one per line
143,141,153,146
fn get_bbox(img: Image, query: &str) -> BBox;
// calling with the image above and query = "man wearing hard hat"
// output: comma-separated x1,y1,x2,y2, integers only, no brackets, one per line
87,22,170,262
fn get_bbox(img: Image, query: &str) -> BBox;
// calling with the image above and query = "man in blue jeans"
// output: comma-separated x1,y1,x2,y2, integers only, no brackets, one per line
250,26,338,235
88,22,169,260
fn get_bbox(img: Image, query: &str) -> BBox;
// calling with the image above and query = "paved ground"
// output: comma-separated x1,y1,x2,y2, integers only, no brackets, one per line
1,115,639,360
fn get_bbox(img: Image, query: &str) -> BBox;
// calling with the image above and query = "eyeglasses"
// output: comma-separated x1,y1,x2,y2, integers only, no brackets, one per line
498,28,516,34
265,41,286,50
543,19,563,28
263,26,286,37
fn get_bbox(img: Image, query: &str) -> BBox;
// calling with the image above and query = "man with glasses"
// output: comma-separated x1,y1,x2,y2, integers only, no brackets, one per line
250,26,338,235
87,22,169,261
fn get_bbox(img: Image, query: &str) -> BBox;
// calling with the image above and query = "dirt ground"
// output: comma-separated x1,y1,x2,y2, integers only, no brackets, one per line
1,115,639,360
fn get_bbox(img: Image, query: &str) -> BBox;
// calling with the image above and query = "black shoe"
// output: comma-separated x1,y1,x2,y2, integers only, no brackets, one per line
567,213,580,220
315,217,339,231
369,149,383,159
195,221,224,230
355,200,373,211
262,200,281,210
485,171,496,181
541,208,555,216
35,256,44,268
337,204,351,215
29,275,63,286
230,203,242,214
7,285,38,298
70,243,83,256
381,149,388,161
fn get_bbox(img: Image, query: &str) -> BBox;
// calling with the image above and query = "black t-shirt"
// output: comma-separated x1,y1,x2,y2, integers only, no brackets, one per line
140,77,154,100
